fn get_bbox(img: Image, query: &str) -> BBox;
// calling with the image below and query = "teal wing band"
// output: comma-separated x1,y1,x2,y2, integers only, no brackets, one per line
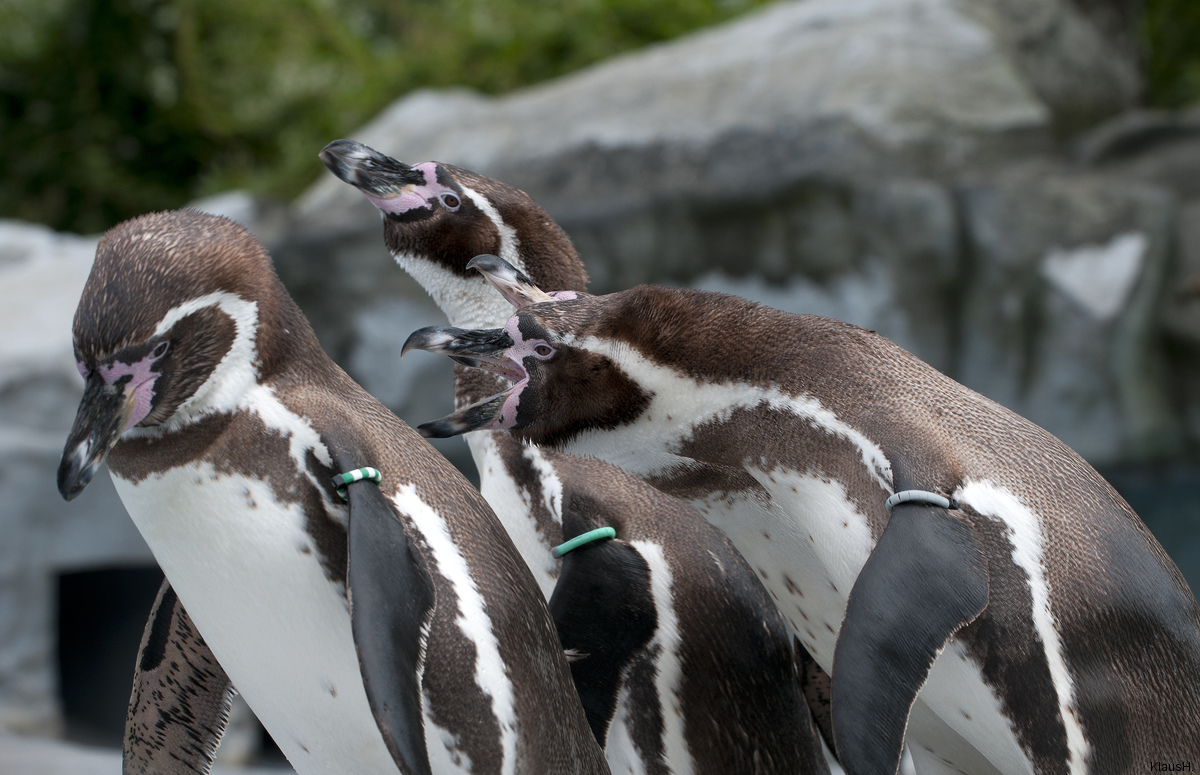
334,467,383,500
553,527,617,558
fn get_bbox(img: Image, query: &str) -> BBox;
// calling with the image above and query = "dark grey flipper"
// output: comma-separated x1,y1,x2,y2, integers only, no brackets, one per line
344,469,437,775
124,580,234,775
548,539,657,744
831,505,989,775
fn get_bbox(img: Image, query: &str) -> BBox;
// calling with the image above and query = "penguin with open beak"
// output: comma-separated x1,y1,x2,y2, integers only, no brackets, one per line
407,254,1200,775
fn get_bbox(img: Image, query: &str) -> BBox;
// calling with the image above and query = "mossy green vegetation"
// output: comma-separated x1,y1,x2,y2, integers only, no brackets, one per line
1142,0,1200,110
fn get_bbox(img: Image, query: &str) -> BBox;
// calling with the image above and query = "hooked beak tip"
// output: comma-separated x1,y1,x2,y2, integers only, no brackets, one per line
417,420,456,439
466,254,556,308
57,443,99,501
402,327,452,358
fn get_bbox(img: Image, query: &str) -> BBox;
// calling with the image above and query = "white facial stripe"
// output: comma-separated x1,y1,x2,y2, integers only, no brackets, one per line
131,292,336,515
458,185,523,276
956,480,1090,772
560,336,894,491
393,484,517,775
148,291,261,428
132,291,334,474
630,540,694,775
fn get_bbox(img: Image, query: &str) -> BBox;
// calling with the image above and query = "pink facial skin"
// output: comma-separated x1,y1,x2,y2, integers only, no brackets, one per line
486,314,557,430
94,346,169,432
366,162,459,215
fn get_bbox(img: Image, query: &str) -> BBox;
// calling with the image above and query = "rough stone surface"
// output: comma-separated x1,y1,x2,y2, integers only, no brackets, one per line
964,0,1140,133
295,0,1055,236
956,165,1179,461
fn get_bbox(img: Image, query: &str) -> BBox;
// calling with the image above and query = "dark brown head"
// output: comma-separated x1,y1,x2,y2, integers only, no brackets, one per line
319,140,586,327
58,210,314,500
402,256,656,448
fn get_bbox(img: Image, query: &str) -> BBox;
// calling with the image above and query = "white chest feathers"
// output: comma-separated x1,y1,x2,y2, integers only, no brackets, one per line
113,464,405,775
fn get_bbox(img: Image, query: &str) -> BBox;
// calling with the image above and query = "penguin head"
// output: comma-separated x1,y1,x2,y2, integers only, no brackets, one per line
58,209,304,500
405,255,651,447
319,140,587,316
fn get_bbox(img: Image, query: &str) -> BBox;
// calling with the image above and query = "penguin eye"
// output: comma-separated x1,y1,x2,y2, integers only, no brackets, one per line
439,193,461,211
532,344,555,359
152,341,170,359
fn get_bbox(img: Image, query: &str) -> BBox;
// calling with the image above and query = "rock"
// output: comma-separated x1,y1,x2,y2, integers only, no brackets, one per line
956,164,1179,463
963,0,1140,133
1162,200,1200,346
295,0,1054,237
1072,108,1200,201
288,0,1063,444
188,191,290,248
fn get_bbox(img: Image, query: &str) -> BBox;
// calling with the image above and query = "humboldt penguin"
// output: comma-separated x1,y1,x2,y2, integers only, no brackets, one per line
319,140,835,773
407,255,1200,775
57,213,609,775
319,138,586,598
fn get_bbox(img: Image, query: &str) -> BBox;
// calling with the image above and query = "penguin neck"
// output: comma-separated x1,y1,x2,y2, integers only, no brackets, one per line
395,251,522,330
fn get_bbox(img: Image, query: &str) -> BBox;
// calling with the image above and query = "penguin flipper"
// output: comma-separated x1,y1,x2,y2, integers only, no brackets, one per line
548,538,656,745
124,579,235,775
345,473,437,775
831,505,988,775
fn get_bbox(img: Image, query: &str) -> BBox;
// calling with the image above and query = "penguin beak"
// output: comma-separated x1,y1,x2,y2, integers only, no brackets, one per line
318,139,426,197
402,325,523,381
417,392,516,439
466,255,558,309
403,324,528,438
57,373,137,501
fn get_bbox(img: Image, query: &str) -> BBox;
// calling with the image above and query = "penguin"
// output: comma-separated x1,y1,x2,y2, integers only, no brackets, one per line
56,212,610,775
406,255,1200,775
319,140,836,774
530,445,830,774
319,138,587,599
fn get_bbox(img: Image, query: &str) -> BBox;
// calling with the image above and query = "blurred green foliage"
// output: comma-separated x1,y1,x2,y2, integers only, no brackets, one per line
1142,0,1200,109
0,0,772,234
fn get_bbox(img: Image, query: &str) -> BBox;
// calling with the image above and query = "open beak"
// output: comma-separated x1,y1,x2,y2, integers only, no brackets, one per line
402,325,523,380
466,255,558,308
319,139,426,198
57,374,136,501
402,324,527,438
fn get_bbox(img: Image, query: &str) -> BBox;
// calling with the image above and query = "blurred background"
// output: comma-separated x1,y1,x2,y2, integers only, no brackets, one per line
3,0,1200,769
